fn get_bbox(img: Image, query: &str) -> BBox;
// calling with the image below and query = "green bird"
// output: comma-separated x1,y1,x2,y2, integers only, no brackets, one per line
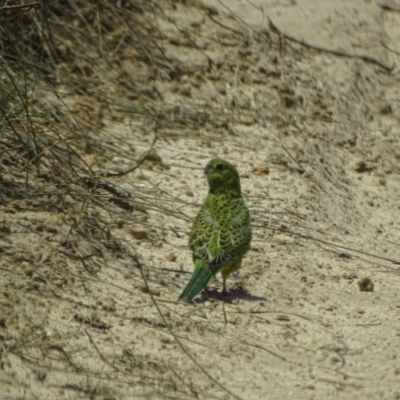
178,158,252,302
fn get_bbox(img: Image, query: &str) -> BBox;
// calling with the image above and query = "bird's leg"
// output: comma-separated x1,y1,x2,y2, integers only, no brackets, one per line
222,275,228,295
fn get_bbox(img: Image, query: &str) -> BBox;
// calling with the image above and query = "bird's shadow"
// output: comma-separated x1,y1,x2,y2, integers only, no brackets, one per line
194,286,266,304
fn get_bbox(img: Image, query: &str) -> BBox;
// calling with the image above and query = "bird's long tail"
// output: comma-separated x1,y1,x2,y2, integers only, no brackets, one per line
178,260,217,302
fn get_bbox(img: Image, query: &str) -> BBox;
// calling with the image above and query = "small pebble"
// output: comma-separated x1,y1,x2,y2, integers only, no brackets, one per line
207,6,219,15
165,252,177,262
357,277,374,292
252,165,270,175
125,225,148,240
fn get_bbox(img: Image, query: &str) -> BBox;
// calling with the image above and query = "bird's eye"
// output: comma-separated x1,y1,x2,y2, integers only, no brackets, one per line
215,163,224,171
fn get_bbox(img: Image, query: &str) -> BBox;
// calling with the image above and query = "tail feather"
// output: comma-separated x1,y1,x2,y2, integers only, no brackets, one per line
178,261,217,302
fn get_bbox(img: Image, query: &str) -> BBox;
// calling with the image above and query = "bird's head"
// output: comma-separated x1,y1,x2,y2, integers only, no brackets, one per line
204,158,241,196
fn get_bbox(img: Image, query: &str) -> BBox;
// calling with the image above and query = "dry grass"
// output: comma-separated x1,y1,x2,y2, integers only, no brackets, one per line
0,1,208,398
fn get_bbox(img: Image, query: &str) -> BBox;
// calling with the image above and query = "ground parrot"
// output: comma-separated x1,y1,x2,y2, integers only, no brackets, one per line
178,158,252,302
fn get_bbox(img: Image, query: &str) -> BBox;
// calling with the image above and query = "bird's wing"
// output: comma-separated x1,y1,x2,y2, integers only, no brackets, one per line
189,196,251,268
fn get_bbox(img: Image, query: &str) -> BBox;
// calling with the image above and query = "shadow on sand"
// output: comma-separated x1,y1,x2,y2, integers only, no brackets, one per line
194,287,266,304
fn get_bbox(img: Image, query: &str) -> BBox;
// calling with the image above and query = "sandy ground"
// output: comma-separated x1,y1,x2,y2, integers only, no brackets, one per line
2,1,400,399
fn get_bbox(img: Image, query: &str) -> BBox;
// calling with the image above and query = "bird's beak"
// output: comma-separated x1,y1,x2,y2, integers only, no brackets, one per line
204,163,211,175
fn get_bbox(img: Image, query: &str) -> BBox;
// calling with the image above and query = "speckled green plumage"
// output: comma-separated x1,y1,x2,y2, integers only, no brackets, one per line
178,159,251,302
